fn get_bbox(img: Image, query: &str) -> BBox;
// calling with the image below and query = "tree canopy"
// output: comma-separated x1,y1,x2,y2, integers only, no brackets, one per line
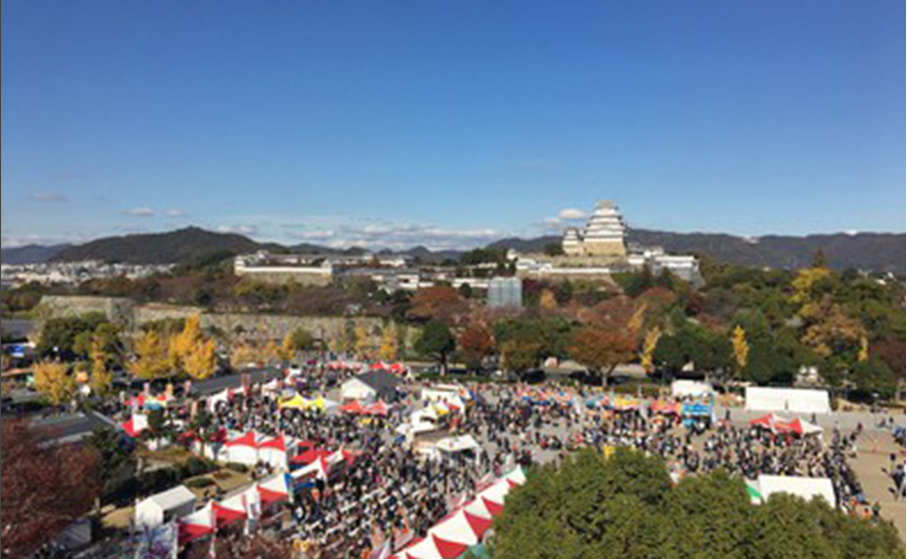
492,449,903,559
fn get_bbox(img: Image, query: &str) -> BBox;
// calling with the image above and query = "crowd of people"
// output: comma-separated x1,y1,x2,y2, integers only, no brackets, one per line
112,364,901,558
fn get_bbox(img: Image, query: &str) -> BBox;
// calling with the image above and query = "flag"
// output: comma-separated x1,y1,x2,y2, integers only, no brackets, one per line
135,523,178,559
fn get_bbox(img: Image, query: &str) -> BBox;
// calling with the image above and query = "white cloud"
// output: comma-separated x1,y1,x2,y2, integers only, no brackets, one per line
28,192,69,202
124,207,155,217
558,208,587,220
291,230,335,240
543,217,562,226
1,232,89,248
217,225,259,236
312,221,504,251
163,209,186,217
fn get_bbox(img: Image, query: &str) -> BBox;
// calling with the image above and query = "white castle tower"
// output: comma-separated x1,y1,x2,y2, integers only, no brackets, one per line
562,200,627,257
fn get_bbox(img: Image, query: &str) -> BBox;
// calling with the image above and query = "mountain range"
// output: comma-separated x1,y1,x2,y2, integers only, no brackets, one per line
1,226,903,274
0,244,72,265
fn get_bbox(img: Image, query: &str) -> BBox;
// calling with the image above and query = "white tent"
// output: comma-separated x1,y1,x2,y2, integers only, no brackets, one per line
745,387,831,415
341,377,377,401
224,432,262,465
755,475,837,508
422,386,467,409
134,485,197,530
671,380,713,399
435,435,480,455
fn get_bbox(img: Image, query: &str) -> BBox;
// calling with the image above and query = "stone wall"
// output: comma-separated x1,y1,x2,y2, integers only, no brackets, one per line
234,269,333,287
38,295,419,351
39,296,137,328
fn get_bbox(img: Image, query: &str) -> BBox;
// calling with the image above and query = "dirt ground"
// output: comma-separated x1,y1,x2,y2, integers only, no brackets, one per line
850,433,905,542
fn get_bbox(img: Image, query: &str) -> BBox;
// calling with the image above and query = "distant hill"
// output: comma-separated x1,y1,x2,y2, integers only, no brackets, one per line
23,226,906,273
489,230,905,273
487,236,561,253
0,244,71,265
50,227,272,265
626,230,906,273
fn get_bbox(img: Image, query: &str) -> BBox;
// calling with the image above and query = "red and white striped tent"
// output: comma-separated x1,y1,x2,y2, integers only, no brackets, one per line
390,468,525,559
178,504,215,544
750,413,822,436
121,414,148,438
212,497,247,528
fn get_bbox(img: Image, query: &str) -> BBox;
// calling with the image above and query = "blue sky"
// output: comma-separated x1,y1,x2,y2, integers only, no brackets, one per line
2,0,904,250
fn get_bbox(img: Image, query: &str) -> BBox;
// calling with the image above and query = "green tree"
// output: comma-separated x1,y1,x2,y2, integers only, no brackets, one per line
414,320,456,374
144,408,173,443
37,313,109,360
290,327,315,352
653,335,686,376
493,449,904,559
86,428,138,504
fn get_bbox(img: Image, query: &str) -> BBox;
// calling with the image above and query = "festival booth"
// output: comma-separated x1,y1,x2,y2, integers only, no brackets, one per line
206,386,247,412
671,380,714,399
397,403,454,443
649,401,682,416
340,400,391,418
262,378,285,395
121,414,149,438
134,485,197,530
341,371,403,402
517,387,573,408
423,385,472,410
257,434,299,469
416,435,481,464
745,387,831,415
213,495,249,536
178,504,215,545
175,471,292,549
197,431,302,470
752,475,837,508
290,447,333,469
610,396,641,413
390,468,526,559
279,394,339,414
325,361,365,373
749,414,823,437
367,362,408,375
681,400,714,429
126,393,173,411
223,432,262,465
250,473,293,531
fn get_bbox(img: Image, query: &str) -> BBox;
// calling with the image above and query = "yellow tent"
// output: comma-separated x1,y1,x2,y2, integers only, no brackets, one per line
279,394,307,410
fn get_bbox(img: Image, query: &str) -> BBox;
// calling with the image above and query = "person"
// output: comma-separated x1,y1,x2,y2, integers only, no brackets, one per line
871,502,881,519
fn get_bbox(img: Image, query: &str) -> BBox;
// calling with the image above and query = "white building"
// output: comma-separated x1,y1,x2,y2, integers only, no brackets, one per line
563,201,628,257
134,485,197,530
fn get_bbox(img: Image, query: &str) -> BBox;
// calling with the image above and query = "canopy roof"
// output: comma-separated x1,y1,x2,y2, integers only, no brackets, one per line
139,485,195,512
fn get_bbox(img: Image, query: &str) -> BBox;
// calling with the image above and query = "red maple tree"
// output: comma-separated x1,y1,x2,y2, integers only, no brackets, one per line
407,286,468,324
1,420,100,559
569,326,636,386
459,322,495,372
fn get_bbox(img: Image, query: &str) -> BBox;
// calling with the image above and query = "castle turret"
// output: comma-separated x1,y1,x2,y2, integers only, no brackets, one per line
562,227,585,256
581,200,626,257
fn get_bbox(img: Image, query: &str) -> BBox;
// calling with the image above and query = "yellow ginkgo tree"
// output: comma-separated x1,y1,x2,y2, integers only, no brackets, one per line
378,322,399,362
129,330,174,380
732,326,750,376
34,361,76,406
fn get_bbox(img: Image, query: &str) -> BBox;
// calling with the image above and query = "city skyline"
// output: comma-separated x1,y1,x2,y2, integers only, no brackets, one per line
2,0,904,249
